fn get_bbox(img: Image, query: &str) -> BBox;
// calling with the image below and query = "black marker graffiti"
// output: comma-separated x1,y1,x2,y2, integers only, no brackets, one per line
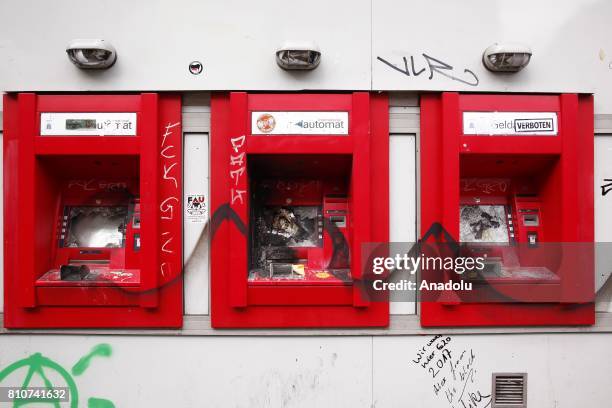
210,203,247,237
414,335,491,408
601,178,612,196
377,54,479,86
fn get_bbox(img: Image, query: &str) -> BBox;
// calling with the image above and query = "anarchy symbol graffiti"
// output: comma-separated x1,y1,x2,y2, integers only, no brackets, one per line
0,344,115,408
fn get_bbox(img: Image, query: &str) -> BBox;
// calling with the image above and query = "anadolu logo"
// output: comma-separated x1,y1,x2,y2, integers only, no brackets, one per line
256,113,276,133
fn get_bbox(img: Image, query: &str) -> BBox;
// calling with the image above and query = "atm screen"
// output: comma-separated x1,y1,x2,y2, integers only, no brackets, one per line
62,206,128,248
250,205,323,279
66,119,97,130
460,205,509,243
254,206,321,248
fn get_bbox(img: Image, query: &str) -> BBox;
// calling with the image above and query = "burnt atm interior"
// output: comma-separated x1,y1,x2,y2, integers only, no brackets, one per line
459,154,561,284
247,154,352,284
35,155,141,288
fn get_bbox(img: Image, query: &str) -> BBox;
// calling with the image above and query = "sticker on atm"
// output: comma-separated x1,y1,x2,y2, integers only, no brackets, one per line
40,112,137,136
463,111,558,136
251,111,349,135
185,194,207,223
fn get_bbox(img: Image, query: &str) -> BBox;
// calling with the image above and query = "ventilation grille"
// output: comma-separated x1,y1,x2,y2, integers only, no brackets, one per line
492,373,527,408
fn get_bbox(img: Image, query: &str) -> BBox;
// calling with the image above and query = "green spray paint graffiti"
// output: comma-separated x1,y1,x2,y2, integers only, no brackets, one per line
0,353,78,408
71,344,112,377
0,343,115,408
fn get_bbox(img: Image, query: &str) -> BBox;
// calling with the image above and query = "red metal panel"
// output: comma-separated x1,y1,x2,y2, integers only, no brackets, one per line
248,286,353,306
442,93,461,240
247,94,353,110
155,94,184,324
351,92,371,307
17,94,37,308
210,92,389,328
228,92,249,308
3,93,183,328
35,138,140,155
245,137,354,154
420,92,594,327
369,93,390,243
458,94,561,111
36,287,141,306
3,94,18,322
36,95,142,112
140,93,160,308
458,94,562,155
577,95,595,242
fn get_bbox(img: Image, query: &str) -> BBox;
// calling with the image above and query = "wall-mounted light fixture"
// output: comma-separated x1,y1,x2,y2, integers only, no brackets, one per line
276,41,321,70
66,39,117,69
483,43,532,73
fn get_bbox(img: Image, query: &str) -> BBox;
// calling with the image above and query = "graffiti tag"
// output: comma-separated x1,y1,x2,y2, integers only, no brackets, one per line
0,343,115,408
377,54,479,86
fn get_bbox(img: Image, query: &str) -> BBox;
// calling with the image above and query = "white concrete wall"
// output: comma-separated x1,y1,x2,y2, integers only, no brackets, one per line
373,0,612,114
0,0,371,91
374,333,612,408
0,333,610,407
1,1,612,112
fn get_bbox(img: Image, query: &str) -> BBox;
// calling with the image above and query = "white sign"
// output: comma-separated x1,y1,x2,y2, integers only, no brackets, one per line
251,111,349,135
40,112,137,136
185,194,207,223
463,112,558,136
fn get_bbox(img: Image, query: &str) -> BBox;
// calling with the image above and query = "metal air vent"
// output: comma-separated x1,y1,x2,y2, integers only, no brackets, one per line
492,373,527,408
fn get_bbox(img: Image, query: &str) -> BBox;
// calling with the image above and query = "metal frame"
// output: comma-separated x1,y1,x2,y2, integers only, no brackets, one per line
4,313,612,336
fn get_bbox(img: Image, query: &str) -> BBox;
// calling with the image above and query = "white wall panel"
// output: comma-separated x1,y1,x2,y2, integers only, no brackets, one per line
373,0,612,113
184,133,210,315
389,134,416,315
2,2,612,113
0,0,371,92
595,135,612,311
0,335,372,408
373,333,612,408
0,333,611,407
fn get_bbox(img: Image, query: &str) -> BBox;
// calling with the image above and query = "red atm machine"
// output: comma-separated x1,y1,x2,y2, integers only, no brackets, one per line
421,93,594,326
211,92,389,328
3,93,183,328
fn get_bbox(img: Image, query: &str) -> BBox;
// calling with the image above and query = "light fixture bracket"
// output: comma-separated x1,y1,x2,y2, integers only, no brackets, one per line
66,39,117,69
276,41,321,70
483,43,532,73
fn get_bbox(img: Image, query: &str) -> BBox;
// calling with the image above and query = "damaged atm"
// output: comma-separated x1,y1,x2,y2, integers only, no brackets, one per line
420,92,594,327
248,157,351,283
210,92,389,328
3,93,183,328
